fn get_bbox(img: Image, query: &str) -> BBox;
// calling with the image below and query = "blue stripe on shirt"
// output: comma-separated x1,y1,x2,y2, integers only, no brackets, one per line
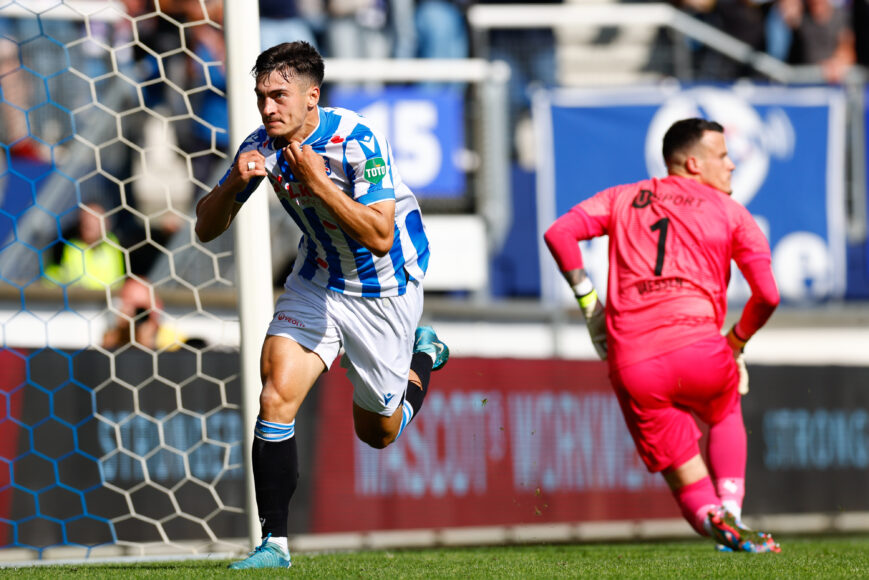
279,198,320,281
404,209,430,274
387,223,408,294
304,206,345,292
344,233,382,297
358,189,394,206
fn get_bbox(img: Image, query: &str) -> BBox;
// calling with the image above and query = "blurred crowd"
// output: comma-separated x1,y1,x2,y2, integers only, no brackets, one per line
672,0,866,83
2,0,866,169
0,0,867,350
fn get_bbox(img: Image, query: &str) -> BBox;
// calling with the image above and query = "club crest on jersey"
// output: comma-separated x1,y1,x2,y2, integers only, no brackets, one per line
323,157,331,175
632,189,654,208
358,134,376,156
364,157,387,184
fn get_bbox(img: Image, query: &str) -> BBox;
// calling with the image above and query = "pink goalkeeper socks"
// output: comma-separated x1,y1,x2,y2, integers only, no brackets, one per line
672,476,720,535
706,402,747,520
715,478,745,521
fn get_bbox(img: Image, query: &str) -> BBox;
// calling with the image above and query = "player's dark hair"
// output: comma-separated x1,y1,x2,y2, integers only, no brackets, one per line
662,118,724,165
252,41,325,87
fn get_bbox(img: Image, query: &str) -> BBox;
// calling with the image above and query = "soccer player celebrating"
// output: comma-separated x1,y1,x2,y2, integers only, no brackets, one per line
196,41,448,569
544,118,781,553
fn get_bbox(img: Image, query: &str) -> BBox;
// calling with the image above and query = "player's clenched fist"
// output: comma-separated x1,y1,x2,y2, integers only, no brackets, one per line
282,141,327,188
235,152,267,183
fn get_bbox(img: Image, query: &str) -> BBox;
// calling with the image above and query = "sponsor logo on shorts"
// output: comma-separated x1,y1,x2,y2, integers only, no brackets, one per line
276,312,305,328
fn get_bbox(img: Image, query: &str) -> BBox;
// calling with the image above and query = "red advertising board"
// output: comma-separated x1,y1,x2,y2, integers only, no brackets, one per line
311,357,680,532
0,349,25,544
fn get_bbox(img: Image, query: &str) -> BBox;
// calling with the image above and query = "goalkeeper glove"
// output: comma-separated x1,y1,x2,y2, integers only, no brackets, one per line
725,325,749,396
575,285,607,361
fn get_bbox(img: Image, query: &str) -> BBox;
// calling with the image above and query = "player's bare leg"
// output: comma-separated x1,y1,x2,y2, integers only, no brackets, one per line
353,326,449,448
230,335,325,569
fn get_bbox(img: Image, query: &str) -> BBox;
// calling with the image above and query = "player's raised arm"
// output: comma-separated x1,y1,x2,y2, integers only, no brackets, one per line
282,140,395,256
544,208,608,360
195,151,267,242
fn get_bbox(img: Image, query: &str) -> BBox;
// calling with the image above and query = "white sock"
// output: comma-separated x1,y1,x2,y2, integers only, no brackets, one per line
266,535,288,553
703,516,714,537
722,500,742,523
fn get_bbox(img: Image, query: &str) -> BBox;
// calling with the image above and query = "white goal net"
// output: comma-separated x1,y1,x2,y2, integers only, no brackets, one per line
0,0,246,559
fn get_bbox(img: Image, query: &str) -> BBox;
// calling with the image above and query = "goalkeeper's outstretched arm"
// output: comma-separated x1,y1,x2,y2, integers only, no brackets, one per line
561,267,608,360
544,213,608,360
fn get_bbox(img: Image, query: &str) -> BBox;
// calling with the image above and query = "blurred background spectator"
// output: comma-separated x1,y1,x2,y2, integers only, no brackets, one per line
668,0,777,79
709,0,768,78
0,18,37,160
101,277,190,351
325,0,416,88
102,277,164,350
259,0,323,50
415,0,469,61
476,0,561,165
0,15,64,163
782,0,856,83
126,111,195,278
43,203,126,290
414,0,470,91
178,0,230,189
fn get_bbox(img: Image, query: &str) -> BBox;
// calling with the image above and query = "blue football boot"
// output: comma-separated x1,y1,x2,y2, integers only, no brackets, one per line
228,534,291,569
413,326,449,370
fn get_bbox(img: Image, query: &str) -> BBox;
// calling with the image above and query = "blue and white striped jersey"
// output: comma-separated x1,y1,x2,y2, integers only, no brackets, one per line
220,106,430,298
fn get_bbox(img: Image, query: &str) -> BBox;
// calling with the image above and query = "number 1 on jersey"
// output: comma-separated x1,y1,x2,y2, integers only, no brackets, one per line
650,217,669,276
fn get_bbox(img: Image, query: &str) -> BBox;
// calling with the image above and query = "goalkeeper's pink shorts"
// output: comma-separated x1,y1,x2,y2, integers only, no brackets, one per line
609,335,740,473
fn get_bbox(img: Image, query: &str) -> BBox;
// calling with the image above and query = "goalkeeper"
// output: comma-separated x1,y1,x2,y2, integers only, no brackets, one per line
544,118,780,553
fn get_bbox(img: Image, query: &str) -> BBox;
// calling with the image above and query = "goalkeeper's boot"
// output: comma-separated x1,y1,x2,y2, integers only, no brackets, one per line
707,508,781,553
228,534,291,569
414,326,449,370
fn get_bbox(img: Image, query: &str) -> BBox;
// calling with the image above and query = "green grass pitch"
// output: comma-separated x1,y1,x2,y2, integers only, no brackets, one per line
2,535,868,578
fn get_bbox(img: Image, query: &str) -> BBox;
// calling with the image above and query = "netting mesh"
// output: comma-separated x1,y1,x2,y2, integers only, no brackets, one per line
0,1,247,557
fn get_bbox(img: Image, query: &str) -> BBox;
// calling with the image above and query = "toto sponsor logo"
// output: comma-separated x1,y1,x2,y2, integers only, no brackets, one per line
277,313,305,328
363,157,387,184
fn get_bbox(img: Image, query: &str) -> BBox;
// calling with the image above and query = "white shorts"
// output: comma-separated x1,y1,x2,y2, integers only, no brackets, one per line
266,272,424,416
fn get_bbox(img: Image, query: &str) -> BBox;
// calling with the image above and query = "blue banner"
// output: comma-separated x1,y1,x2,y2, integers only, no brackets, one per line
534,85,847,306
329,87,466,199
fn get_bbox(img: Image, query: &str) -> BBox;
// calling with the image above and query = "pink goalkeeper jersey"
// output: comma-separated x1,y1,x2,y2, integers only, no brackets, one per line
547,175,773,369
